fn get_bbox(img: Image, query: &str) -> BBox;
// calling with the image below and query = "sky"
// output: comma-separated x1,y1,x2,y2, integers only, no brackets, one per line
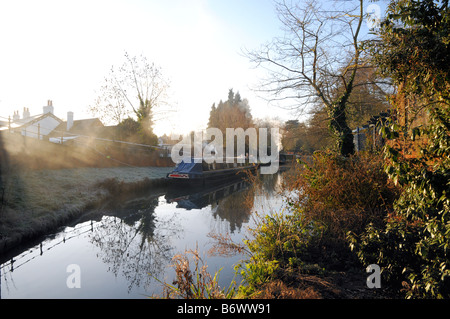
0,0,387,136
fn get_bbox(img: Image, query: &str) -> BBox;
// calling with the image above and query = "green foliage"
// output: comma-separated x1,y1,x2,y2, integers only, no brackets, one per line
372,0,450,102
117,117,158,145
351,0,450,298
235,210,312,297
235,0,449,299
235,258,279,297
350,108,450,298
247,211,313,265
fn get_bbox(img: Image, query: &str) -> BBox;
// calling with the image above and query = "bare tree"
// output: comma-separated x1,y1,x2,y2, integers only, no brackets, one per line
90,79,130,125
90,52,171,141
247,0,367,156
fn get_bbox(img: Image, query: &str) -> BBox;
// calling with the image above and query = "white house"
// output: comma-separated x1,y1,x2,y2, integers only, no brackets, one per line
10,100,63,140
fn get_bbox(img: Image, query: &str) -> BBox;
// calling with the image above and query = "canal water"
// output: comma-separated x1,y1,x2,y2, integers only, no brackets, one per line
0,170,289,299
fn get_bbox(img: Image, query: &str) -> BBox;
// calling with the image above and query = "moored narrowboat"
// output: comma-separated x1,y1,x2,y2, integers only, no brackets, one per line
166,158,258,185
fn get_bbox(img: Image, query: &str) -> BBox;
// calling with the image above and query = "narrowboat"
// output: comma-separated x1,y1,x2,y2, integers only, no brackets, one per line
166,158,259,185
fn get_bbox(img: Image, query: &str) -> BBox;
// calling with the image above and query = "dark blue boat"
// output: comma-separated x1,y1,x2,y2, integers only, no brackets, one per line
166,158,258,185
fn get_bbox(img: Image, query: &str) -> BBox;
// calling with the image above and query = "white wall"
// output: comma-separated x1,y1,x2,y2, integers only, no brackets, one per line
21,116,61,139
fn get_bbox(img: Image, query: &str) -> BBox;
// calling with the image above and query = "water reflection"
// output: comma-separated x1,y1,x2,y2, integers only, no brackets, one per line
87,179,257,293
1,170,287,298
90,217,169,293
165,180,253,233
88,192,179,293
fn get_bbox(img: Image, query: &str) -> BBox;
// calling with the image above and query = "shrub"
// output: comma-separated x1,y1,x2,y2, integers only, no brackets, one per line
159,248,237,299
352,0,450,298
235,152,398,296
235,210,313,297
287,151,399,258
350,107,450,298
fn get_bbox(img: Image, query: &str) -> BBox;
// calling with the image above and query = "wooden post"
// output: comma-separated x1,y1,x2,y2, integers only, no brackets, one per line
38,123,40,140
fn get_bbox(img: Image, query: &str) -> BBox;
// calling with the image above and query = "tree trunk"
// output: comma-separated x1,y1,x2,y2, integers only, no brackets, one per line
329,98,355,157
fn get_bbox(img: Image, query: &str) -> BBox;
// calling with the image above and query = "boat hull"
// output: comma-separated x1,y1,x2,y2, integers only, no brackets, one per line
167,163,258,186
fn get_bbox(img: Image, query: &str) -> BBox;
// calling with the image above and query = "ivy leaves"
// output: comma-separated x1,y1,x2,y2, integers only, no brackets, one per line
352,0,450,298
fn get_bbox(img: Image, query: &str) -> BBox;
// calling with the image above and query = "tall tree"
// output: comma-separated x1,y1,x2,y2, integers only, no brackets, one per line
90,52,171,145
207,89,255,156
247,0,367,156
332,64,392,129
207,89,253,133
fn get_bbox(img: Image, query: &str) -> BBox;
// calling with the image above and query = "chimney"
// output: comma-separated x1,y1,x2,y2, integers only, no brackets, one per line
43,100,54,114
23,107,30,119
67,111,74,131
13,110,20,121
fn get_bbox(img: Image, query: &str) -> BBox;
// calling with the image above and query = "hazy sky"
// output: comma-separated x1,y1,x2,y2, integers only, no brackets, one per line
0,0,386,135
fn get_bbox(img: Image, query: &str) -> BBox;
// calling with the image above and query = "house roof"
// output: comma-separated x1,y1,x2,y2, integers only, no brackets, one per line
69,118,104,134
49,118,104,138
11,112,63,130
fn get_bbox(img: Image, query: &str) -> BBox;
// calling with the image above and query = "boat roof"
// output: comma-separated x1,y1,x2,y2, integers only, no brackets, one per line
173,161,203,173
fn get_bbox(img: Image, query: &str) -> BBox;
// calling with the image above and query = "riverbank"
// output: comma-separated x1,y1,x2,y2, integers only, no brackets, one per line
0,166,173,255
228,152,403,299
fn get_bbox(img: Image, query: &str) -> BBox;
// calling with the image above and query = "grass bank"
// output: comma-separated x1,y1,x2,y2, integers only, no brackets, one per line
0,166,172,255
